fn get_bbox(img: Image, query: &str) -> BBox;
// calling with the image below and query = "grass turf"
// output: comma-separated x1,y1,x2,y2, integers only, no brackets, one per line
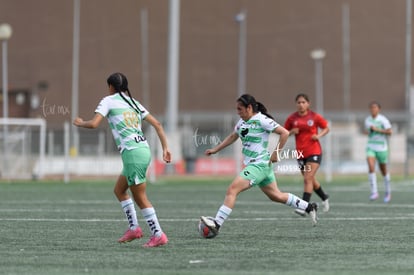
1,175,414,275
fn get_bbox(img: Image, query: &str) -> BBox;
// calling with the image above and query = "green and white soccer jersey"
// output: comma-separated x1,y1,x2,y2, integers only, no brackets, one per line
95,93,149,153
365,114,391,152
235,112,279,165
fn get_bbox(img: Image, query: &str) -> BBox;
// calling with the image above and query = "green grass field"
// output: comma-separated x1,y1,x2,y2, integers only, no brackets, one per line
1,175,414,275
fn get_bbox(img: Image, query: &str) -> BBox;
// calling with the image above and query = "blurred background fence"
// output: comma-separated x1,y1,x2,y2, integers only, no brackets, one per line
1,111,411,181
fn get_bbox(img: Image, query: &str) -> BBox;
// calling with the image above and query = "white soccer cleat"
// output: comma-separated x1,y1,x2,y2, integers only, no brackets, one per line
200,216,220,234
309,209,317,226
322,199,330,212
384,193,391,203
306,202,318,226
294,208,306,217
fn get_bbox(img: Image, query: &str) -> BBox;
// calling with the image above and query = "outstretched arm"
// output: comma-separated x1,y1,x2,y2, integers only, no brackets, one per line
144,114,171,163
73,113,104,129
205,132,239,156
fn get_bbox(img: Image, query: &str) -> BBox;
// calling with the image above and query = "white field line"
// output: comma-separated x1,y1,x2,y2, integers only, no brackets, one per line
1,200,414,212
1,216,414,222
1,201,414,210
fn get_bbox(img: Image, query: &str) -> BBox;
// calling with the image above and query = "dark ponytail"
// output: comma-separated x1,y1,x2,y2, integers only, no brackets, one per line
256,101,274,120
237,94,274,120
107,72,143,114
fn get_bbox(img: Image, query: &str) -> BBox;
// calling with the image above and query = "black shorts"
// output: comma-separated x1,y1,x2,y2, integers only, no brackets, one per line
297,154,322,172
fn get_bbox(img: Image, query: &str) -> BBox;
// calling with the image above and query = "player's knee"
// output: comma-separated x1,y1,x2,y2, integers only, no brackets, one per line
225,187,238,197
304,176,315,184
114,186,127,200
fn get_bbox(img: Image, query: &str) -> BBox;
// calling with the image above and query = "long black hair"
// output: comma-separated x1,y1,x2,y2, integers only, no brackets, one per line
107,72,143,114
237,94,275,120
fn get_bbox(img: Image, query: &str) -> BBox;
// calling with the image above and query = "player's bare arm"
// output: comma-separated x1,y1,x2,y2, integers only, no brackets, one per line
144,114,171,163
205,132,238,156
370,126,392,135
312,126,330,140
73,113,104,129
289,128,299,135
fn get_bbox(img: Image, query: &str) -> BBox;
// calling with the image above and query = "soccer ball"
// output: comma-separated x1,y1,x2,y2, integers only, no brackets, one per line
198,216,218,239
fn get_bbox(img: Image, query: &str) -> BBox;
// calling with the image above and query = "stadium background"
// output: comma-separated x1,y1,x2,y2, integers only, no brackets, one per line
0,0,413,179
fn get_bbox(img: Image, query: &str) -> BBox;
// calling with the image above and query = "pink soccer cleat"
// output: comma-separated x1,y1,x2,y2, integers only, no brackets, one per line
118,227,143,243
143,232,168,248
369,193,379,201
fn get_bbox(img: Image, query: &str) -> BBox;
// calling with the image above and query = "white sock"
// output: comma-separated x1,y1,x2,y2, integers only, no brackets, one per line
141,207,163,237
384,173,391,194
120,199,138,230
286,193,309,211
215,205,232,226
369,172,378,194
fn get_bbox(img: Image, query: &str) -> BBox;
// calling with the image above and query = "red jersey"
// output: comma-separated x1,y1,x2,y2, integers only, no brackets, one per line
284,111,328,158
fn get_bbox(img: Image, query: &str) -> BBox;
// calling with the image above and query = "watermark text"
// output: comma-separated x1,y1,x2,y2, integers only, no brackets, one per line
41,98,70,117
193,128,222,147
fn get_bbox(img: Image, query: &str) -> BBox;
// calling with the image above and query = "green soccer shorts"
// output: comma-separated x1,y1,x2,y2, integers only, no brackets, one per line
121,147,151,186
239,163,276,187
366,148,388,164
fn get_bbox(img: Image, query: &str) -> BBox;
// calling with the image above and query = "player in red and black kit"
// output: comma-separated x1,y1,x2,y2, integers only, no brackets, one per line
284,93,330,216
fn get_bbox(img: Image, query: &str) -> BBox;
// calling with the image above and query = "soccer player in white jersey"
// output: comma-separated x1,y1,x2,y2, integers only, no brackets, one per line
73,72,171,247
200,94,318,235
364,101,392,203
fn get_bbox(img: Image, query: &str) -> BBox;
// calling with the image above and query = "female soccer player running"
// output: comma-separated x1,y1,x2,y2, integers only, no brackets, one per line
201,94,318,235
284,93,330,216
73,72,171,247
364,101,392,203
